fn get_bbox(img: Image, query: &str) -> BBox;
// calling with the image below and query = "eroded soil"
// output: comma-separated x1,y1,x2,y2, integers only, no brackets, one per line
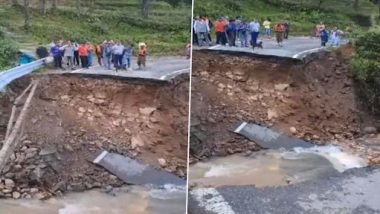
190,49,380,164
0,75,188,199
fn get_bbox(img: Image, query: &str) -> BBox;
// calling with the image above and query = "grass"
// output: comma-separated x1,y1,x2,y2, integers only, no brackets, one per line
0,0,191,55
194,0,379,35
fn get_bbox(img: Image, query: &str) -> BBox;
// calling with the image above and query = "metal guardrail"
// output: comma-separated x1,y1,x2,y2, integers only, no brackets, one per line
0,57,53,92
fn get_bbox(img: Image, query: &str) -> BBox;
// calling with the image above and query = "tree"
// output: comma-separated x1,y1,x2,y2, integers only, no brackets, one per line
142,0,150,18
52,0,57,11
353,0,359,9
76,0,81,17
23,0,31,30
40,0,47,15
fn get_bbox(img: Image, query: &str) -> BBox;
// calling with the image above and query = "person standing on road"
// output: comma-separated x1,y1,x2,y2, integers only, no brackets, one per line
315,21,325,38
283,21,290,39
137,42,147,70
95,43,103,66
112,41,124,71
102,41,112,70
330,27,343,47
195,16,210,47
263,18,271,39
320,27,329,46
249,19,260,49
274,22,285,47
87,42,94,67
50,42,62,69
78,43,89,68
226,18,237,47
73,41,80,66
123,42,133,71
214,17,227,46
205,16,213,43
238,19,249,47
63,41,75,70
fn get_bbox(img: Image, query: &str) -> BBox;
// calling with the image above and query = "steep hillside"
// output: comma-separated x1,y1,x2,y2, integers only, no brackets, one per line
0,0,191,57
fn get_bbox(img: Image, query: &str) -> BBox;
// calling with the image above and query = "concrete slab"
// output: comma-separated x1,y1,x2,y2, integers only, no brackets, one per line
233,122,313,149
93,151,186,186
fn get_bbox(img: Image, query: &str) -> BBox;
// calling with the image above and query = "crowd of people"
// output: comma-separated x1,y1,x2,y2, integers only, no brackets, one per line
41,40,148,71
315,22,345,47
193,16,290,49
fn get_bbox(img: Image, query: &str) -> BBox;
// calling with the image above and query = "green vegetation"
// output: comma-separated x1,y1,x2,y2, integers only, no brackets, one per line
0,0,191,56
351,31,380,114
0,29,18,70
194,0,379,35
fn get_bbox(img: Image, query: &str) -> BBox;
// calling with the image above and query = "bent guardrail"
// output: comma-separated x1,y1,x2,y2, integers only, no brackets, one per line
0,57,53,92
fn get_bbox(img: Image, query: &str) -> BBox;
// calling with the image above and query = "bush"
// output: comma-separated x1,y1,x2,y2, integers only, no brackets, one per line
351,31,380,113
0,31,18,70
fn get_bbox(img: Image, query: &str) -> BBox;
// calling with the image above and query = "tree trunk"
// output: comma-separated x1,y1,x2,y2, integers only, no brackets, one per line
40,0,47,15
353,0,359,9
52,0,57,10
142,0,150,18
23,0,31,30
76,0,81,17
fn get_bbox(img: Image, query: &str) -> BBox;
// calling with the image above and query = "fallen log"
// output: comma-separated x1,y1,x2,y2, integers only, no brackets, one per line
5,82,34,140
0,81,38,172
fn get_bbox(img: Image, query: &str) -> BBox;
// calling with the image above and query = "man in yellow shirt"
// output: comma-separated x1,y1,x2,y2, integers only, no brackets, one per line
263,18,271,39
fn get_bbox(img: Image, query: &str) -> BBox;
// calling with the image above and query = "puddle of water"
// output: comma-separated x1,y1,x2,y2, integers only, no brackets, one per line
189,146,367,188
0,185,186,214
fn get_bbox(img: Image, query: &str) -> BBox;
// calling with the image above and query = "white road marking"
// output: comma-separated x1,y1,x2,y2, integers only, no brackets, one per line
292,47,325,59
234,122,247,133
191,188,235,214
70,65,100,73
209,45,221,50
159,68,189,80
93,151,108,164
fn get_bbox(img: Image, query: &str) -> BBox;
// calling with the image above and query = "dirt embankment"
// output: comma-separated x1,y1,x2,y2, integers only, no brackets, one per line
0,75,188,199
190,49,380,164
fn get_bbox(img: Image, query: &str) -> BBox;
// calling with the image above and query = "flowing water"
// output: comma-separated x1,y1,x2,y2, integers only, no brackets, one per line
0,185,186,214
190,145,367,188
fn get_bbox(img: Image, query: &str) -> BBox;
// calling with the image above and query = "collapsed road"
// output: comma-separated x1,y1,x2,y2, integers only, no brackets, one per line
0,72,189,201
189,47,380,213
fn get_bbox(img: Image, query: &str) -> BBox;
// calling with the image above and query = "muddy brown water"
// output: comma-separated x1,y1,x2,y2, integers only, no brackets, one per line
189,145,367,188
0,185,186,214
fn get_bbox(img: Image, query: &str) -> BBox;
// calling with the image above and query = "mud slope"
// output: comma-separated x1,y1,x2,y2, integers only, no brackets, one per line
0,75,188,199
190,49,379,161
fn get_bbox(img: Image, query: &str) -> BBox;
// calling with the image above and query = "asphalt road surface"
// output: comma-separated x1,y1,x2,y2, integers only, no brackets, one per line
193,36,346,59
188,167,380,214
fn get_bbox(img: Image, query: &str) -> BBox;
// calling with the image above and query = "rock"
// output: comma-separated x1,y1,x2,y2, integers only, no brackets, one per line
2,189,12,194
290,127,297,134
4,179,15,189
12,191,21,199
364,126,377,134
124,128,131,134
61,95,70,100
78,107,86,113
64,144,74,152
94,92,107,99
267,109,278,120
131,136,145,149
139,107,156,115
158,158,167,167
30,188,39,194
5,173,15,178
217,83,226,89
35,192,51,200
275,83,290,91
112,119,121,127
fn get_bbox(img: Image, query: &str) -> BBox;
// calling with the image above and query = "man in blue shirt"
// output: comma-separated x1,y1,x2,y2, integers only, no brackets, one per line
50,42,62,69
249,19,260,49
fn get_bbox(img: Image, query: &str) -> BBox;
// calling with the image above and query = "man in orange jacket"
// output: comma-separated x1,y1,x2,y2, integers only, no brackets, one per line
214,17,227,45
